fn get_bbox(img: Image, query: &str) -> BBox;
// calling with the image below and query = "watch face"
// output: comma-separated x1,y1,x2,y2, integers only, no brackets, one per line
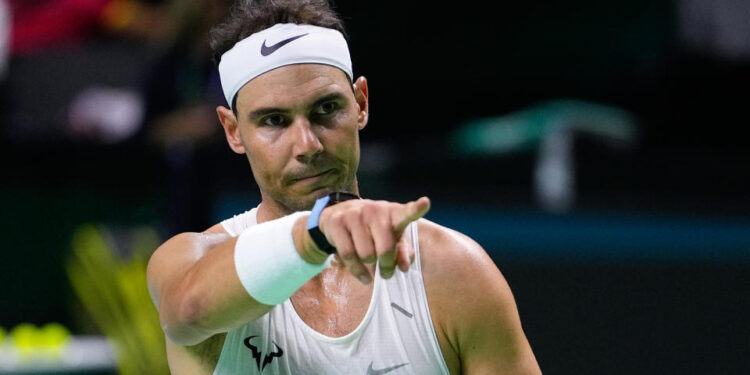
329,191,360,205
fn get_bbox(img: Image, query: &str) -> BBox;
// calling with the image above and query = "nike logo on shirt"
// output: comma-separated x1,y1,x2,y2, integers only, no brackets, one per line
260,33,309,56
367,361,409,375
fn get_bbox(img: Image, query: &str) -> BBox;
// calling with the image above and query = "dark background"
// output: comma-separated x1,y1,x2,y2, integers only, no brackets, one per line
1,0,749,373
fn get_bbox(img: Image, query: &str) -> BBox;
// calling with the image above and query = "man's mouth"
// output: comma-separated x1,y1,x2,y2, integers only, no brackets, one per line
291,169,333,183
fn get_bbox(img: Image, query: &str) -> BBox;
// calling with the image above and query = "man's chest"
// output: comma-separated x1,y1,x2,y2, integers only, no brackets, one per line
288,274,375,337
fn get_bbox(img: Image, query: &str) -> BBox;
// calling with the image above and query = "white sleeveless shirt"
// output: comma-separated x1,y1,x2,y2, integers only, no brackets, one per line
214,207,450,375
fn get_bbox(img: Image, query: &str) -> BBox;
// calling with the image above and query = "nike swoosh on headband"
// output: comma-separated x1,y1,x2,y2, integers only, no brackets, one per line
260,33,309,56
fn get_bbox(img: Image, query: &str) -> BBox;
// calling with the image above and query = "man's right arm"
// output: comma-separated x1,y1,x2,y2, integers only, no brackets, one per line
146,227,275,346
148,211,348,347
146,197,430,347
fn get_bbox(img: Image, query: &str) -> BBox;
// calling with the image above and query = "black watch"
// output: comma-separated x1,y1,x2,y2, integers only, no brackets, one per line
306,191,360,254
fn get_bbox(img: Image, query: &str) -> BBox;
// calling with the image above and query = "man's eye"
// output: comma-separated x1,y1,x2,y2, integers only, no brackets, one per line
262,115,286,126
315,102,338,115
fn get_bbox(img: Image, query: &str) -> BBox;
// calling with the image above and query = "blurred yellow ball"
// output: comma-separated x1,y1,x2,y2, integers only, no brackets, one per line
39,323,71,348
0,326,5,344
11,323,39,351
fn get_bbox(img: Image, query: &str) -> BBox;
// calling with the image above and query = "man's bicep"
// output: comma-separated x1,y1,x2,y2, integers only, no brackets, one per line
147,233,201,308
146,230,231,308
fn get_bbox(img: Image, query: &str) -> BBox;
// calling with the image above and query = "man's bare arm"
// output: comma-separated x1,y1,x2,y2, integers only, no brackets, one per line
420,221,542,374
146,228,272,346
147,198,430,347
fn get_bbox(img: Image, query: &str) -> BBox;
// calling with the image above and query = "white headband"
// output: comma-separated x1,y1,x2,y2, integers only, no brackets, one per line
218,23,353,109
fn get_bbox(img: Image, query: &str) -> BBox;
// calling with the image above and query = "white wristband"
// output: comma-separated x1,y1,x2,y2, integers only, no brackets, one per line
234,211,331,305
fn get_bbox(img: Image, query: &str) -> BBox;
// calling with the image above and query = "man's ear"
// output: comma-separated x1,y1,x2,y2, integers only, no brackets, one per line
353,76,369,130
216,106,246,154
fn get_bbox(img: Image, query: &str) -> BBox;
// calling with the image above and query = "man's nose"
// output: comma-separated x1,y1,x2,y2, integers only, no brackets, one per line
290,117,324,163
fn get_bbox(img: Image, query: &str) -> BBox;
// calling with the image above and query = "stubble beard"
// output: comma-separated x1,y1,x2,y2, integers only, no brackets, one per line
270,173,357,214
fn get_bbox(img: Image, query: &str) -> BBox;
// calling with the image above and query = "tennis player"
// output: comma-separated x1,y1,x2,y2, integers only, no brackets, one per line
147,0,541,373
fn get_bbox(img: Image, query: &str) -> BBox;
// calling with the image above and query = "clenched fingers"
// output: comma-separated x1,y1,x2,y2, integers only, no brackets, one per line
324,215,371,284
396,234,415,273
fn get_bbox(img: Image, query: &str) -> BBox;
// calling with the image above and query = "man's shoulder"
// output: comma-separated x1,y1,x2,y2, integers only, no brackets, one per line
415,218,509,320
205,222,230,235
416,219,490,274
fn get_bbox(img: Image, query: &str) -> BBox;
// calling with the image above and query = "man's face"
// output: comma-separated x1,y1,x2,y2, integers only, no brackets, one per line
223,64,367,212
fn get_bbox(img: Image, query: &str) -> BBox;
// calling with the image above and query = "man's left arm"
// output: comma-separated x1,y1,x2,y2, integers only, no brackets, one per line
419,221,542,374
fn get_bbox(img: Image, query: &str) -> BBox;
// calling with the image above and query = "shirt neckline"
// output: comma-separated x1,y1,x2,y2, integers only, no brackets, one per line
284,266,381,344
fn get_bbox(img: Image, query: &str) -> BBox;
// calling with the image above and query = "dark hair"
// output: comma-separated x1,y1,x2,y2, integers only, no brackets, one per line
209,0,346,65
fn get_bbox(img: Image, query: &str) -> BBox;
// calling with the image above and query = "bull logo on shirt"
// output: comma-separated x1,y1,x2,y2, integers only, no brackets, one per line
243,335,284,372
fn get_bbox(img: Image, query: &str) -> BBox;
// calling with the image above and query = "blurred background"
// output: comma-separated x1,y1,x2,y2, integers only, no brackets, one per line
1,0,749,373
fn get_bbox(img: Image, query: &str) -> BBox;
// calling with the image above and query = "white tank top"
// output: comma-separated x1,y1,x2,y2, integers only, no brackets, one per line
214,207,450,375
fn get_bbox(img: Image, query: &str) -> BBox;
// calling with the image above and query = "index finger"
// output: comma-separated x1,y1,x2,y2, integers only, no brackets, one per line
392,196,431,234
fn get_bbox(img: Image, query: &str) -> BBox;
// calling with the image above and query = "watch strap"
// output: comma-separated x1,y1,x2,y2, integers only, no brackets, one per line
307,194,336,254
306,192,361,255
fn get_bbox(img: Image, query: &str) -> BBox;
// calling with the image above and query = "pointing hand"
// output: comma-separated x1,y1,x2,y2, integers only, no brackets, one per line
318,197,431,283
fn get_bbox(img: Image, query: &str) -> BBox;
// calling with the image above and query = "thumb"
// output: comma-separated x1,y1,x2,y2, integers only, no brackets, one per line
393,197,431,233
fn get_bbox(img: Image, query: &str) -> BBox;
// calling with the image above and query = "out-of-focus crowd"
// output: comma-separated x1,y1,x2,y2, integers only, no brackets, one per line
1,0,237,235
2,0,232,142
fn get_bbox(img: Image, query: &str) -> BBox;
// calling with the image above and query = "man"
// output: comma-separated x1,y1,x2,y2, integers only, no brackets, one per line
147,1,541,374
